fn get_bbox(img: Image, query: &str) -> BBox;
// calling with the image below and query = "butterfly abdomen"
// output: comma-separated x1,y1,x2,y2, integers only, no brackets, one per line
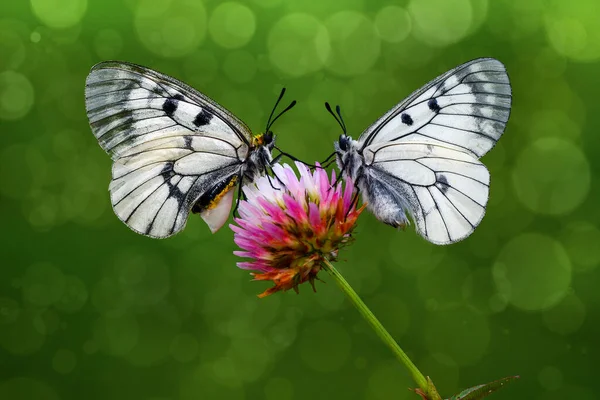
359,169,412,229
192,175,238,213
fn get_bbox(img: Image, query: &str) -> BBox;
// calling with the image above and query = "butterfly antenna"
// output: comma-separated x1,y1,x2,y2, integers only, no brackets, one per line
268,100,297,130
335,105,347,134
325,102,346,134
265,88,288,132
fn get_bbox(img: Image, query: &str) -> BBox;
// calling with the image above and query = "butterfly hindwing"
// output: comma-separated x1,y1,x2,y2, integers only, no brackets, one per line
362,141,489,245
360,58,511,158
85,61,251,238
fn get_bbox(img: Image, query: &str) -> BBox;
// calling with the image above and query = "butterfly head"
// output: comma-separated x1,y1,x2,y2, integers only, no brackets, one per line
252,131,276,150
337,134,351,151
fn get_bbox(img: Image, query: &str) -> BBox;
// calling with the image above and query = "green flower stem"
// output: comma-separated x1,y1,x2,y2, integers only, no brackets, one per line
322,259,432,397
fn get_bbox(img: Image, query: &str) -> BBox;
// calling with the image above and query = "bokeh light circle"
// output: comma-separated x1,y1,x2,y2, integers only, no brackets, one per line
560,221,600,273
324,11,381,76
208,2,256,49
134,0,207,58
0,71,34,120
374,6,412,43
512,138,590,215
30,31,41,43
298,320,351,372
544,0,600,61
267,13,330,77
424,306,490,366
30,0,87,29
408,0,473,47
542,293,586,335
493,233,571,311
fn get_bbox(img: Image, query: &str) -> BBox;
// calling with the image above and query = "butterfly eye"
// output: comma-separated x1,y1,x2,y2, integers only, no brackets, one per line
338,135,349,151
263,131,274,144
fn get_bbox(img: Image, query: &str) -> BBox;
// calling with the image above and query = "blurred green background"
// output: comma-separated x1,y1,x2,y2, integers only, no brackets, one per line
1,0,599,399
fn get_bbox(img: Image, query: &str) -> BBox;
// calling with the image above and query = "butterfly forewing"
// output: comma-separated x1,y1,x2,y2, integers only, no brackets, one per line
360,58,511,158
85,61,251,238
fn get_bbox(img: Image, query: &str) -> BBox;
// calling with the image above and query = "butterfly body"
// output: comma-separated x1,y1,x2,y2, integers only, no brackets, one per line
333,58,512,245
85,61,282,238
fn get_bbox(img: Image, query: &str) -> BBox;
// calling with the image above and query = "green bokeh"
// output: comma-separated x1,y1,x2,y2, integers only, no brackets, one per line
1,0,600,399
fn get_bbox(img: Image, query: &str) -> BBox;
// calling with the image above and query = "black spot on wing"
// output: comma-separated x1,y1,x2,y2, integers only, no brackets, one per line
169,186,185,202
162,94,184,117
183,136,193,149
436,174,449,194
401,113,413,126
428,98,441,112
160,162,175,179
193,109,213,127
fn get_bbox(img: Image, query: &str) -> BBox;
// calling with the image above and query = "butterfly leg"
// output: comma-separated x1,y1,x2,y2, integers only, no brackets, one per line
345,179,362,218
328,157,349,192
232,171,247,218
267,165,287,188
318,152,337,169
273,146,316,168
265,172,281,190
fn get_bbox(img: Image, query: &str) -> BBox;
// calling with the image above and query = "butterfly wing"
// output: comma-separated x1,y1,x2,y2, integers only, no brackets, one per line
362,141,489,245
85,61,251,238
359,58,511,158
356,58,511,244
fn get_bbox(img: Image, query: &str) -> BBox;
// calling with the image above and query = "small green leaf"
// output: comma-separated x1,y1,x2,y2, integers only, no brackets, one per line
427,376,443,400
447,376,519,400
410,377,442,400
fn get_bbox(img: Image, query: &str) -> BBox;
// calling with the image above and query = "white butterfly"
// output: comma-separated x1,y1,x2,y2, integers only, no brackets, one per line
85,61,295,239
329,58,512,245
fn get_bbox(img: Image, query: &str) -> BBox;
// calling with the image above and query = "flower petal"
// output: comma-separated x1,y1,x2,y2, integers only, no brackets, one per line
230,161,363,297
